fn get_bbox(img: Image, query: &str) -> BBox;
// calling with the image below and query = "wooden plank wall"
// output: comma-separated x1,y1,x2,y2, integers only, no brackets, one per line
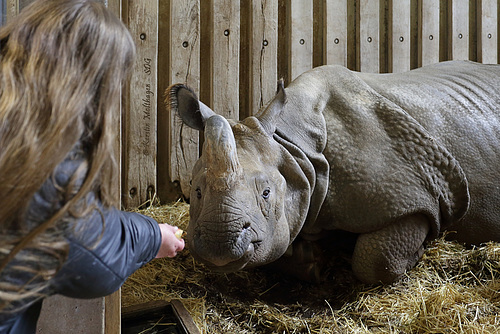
158,1,201,200
157,0,500,202
241,0,278,118
122,0,159,208
449,0,470,60
419,0,440,66
478,0,498,63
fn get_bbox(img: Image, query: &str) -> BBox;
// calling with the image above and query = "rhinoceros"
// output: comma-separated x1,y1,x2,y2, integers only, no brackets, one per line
167,60,500,284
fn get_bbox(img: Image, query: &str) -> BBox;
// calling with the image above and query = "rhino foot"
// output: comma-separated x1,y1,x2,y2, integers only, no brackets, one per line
351,214,430,284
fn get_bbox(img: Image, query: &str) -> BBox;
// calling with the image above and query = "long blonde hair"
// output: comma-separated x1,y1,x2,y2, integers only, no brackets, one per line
0,0,135,309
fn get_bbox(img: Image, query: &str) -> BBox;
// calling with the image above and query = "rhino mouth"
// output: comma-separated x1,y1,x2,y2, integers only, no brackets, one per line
208,243,254,271
196,240,262,272
187,213,265,272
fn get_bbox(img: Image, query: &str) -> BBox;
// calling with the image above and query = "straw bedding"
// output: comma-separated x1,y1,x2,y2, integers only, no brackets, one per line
122,201,500,333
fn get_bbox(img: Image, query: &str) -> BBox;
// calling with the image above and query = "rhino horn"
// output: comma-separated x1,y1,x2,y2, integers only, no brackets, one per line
204,115,241,189
256,79,287,134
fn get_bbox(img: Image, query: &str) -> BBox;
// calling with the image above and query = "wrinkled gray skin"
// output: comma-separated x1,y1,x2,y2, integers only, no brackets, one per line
168,61,500,284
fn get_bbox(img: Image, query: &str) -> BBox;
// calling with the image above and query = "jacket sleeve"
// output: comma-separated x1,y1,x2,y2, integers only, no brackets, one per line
23,144,163,299
51,205,162,299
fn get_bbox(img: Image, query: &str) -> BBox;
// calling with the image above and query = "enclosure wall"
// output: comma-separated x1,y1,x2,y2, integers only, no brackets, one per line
152,0,499,205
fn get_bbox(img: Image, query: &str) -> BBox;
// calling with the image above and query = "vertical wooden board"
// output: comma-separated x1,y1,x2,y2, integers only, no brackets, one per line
478,0,497,64
169,1,200,88
240,0,251,119
419,0,440,66
0,2,4,26
288,0,313,80
211,0,240,119
346,0,357,70
324,0,348,66
359,0,380,72
157,0,174,202
313,0,324,67
5,0,17,22
199,1,212,105
37,296,105,334
105,0,121,19
105,1,122,329
390,0,411,72
438,0,448,61
469,0,477,61
449,0,469,60
104,291,121,334
249,0,278,115
123,0,158,208
277,0,288,82
167,0,200,198
378,0,388,73
18,0,30,11
410,0,419,69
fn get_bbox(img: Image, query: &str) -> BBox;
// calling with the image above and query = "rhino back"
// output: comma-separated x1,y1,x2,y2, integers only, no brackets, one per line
358,61,500,157
309,61,500,243
355,61,500,242
308,62,500,242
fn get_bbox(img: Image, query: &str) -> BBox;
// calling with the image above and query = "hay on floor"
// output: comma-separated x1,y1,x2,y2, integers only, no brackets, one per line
122,201,500,333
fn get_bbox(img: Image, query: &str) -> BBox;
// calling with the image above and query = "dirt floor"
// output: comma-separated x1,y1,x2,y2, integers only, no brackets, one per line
122,202,500,334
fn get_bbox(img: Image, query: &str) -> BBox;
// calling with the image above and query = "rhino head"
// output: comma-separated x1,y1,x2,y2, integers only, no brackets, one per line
167,82,313,272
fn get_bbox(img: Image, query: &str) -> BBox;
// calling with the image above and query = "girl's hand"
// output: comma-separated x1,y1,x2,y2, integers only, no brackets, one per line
155,224,185,258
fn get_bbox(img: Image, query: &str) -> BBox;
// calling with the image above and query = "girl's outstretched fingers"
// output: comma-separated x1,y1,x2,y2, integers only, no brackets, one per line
156,224,186,258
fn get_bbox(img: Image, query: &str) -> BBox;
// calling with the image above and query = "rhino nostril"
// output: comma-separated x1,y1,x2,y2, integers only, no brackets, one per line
243,222,251,229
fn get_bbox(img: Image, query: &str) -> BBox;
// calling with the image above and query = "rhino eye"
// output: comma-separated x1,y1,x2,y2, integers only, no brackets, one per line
196,187,202,199
262,188,270,199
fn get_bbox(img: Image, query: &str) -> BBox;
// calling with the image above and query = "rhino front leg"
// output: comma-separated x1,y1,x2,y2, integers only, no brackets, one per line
351,214,430,284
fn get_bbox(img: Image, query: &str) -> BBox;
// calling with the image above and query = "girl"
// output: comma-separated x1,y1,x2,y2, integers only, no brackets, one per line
0,1,184,332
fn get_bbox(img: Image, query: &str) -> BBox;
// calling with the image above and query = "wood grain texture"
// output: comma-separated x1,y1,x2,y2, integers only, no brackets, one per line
122,0,159,208
449,0,469,60
211,0,240,119
390,0,411,72
248,0,278,115
167,0,200,198
288,0,313,80
6,0,18,22
419,0,440,66
104,291,121,334
324,0,348,66
359,0,380,72
478,0,497,64
37,296,105,334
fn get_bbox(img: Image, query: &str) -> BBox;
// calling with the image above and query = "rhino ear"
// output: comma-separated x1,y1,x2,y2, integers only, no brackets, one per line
166,84,215,131
256,79,287,134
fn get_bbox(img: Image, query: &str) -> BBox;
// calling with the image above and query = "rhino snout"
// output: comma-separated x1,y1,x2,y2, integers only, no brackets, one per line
189,220,257,270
